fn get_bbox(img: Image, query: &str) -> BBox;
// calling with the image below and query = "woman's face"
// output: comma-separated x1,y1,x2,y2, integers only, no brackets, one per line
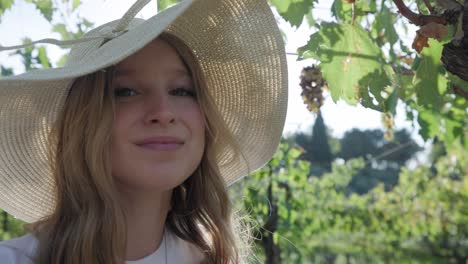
110,38,205,192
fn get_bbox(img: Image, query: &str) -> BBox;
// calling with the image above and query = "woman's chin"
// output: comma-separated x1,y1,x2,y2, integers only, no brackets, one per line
115,171,190,192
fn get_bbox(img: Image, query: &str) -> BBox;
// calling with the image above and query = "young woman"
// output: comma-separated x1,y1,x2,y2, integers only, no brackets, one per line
0,0,287,263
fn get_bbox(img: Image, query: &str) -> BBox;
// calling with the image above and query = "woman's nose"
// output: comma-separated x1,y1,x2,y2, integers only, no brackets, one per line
144,94,176,126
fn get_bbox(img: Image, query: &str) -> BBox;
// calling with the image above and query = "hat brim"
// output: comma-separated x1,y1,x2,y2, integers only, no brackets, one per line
0,0,288,222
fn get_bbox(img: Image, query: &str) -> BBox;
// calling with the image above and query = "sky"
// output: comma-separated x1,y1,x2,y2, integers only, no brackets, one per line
0,0,426,146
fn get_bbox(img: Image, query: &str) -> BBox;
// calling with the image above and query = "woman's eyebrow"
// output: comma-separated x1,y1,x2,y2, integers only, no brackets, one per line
115,68,135,77
114,67,190,78
171,68,191,78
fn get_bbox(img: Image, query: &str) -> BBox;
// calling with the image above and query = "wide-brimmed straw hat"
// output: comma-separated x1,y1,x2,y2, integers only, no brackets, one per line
0,0,287,223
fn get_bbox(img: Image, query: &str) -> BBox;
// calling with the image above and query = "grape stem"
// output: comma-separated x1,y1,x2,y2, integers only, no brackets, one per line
392,0,448,26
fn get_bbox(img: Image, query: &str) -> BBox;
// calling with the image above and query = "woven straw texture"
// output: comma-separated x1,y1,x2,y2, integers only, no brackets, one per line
0,0,287,223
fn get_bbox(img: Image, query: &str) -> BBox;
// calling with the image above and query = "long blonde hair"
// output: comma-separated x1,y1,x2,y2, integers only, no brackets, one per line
30,33,249,264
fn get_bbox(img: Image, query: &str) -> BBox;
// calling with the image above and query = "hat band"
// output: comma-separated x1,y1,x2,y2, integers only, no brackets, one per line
0,0,151,52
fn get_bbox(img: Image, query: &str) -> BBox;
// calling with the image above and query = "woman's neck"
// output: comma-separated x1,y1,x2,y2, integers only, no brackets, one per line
118,187,172,260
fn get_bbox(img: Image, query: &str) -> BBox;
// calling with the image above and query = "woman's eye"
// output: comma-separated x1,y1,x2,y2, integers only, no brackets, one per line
171,88,196,97
114,87,137,97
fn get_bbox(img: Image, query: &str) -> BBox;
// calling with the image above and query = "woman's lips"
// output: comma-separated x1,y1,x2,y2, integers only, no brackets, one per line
137,142,184,151
135,136,185,151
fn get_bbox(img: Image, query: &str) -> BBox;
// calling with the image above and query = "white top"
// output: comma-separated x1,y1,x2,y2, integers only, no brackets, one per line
0,229,205,264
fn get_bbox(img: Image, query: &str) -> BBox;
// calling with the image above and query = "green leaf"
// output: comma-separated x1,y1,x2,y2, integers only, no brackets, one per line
81,18,94,28
417,109,440,140
289,148,302,159
444,118,463,143
382,65,400,115
332,0,376,24
305,12,316,28
157,0,180,11
384,87,398,115
52,23,72,40
37,46,51,69
56,54,68,67
72,0,81,11
16,38,35,71
416,105,465,145
282,1,314,28
413,39,447,110
269,0,290,13
331,0,353,23
0,0,14,22
0,66,13,77
270,0,316,28
372,5,398,45
299,23,389,107
25,0,54,22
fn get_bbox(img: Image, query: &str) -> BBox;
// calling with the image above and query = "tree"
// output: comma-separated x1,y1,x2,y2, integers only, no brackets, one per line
294,122,422,194
293,111,333,176
340,128,422,194
309,111,333,169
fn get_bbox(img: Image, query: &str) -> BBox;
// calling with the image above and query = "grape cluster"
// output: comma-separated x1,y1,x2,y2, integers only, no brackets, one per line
300,65,326,113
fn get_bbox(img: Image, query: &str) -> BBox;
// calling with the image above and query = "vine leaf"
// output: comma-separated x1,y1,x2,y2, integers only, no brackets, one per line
0,0,14,22
382,65,400,115
157,0,180,11
270,0,317,28
72,0,81,11
298,23,389,108
53,23,73,40
25,0,54,22
372,5,398,46
417,108,442,140
413,39,447,109
37,46,51,69
0,66,13,77
332,0,376,24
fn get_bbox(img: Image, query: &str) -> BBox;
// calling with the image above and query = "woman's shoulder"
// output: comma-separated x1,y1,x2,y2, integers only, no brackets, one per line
0,234,38,264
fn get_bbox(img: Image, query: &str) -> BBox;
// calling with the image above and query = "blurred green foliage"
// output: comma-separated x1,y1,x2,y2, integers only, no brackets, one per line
231,139,468,263
0,211,26,241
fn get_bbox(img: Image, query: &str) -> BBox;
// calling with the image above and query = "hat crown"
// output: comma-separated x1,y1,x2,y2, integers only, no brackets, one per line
66,18,145,66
